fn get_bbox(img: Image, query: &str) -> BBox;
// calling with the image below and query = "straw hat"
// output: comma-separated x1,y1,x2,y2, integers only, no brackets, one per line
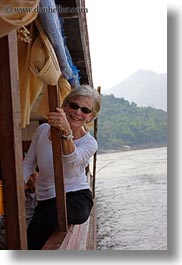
0,0,40,37
29,19,61,86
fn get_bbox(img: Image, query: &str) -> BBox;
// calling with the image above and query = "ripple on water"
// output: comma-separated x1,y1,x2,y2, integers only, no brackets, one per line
95,147,167,250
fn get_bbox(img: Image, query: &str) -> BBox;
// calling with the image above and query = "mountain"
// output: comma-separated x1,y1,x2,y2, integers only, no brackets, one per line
103,70,167,111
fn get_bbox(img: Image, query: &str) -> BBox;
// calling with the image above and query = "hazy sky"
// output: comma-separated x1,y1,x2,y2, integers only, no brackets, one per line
86,0,167,91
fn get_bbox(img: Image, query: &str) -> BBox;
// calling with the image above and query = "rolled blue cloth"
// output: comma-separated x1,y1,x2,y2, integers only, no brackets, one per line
38,0,80,87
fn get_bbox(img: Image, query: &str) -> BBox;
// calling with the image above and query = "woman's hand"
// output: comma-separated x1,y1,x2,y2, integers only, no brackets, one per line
47,108,71,135
48,108,75,155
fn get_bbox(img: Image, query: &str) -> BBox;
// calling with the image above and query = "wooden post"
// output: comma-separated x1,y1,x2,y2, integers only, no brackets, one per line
48,85,68,232
0,32,27,249
92,86,101,198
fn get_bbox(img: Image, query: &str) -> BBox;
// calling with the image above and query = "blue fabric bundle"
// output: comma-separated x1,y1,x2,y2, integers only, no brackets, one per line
59,17,80,87
38,0,80,87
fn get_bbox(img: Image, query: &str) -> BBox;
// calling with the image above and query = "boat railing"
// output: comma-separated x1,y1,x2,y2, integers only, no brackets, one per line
0,0,98,249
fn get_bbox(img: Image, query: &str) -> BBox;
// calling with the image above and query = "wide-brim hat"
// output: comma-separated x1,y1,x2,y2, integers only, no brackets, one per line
29,19,61,85
0,0,39,37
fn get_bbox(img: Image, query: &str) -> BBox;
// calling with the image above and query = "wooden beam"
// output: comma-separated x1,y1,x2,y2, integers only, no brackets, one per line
86,199,97,250
92,86,101,198
48,85,68,232
0,32,27,249
61,13,80,19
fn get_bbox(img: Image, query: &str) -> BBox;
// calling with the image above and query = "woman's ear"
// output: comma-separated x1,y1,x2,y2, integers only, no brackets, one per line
87,113,93,123
87,117,94,123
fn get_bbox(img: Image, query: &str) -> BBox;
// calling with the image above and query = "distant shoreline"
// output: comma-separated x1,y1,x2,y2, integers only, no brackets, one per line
98,144,167,154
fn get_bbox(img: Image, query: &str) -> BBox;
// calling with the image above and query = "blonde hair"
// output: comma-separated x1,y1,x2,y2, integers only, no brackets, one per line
62,85,101,121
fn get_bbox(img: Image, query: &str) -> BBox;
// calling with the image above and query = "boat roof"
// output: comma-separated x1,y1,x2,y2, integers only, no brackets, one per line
56,0,93,86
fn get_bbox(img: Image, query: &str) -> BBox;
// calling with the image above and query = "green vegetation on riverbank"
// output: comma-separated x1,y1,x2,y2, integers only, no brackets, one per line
95,95,167,152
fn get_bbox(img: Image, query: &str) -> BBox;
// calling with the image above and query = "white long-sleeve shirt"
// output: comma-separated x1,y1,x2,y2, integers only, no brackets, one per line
23,123,98,200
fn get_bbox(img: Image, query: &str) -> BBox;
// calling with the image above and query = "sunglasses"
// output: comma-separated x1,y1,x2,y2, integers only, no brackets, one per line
68,101,92,114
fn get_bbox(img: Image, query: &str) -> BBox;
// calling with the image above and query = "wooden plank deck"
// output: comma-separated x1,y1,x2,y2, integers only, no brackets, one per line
86,199,97,250
42,201,97,250
42,221,89,250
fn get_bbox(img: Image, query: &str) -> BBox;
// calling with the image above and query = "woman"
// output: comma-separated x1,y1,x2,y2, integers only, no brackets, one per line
23,85,101,249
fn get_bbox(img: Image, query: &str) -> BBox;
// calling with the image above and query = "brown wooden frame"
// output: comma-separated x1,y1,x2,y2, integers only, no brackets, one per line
0,32,27,249
48,85,68,232
0,0,96,249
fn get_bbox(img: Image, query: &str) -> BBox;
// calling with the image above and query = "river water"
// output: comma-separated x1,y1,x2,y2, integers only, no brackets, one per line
95,147,167,250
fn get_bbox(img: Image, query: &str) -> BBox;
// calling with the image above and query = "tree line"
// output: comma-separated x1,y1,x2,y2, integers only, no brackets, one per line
94,94,167,152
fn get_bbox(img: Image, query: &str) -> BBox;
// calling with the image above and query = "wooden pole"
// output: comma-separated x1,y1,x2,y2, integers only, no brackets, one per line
92,86,101,198
48,85,68,232
0,32,27,249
